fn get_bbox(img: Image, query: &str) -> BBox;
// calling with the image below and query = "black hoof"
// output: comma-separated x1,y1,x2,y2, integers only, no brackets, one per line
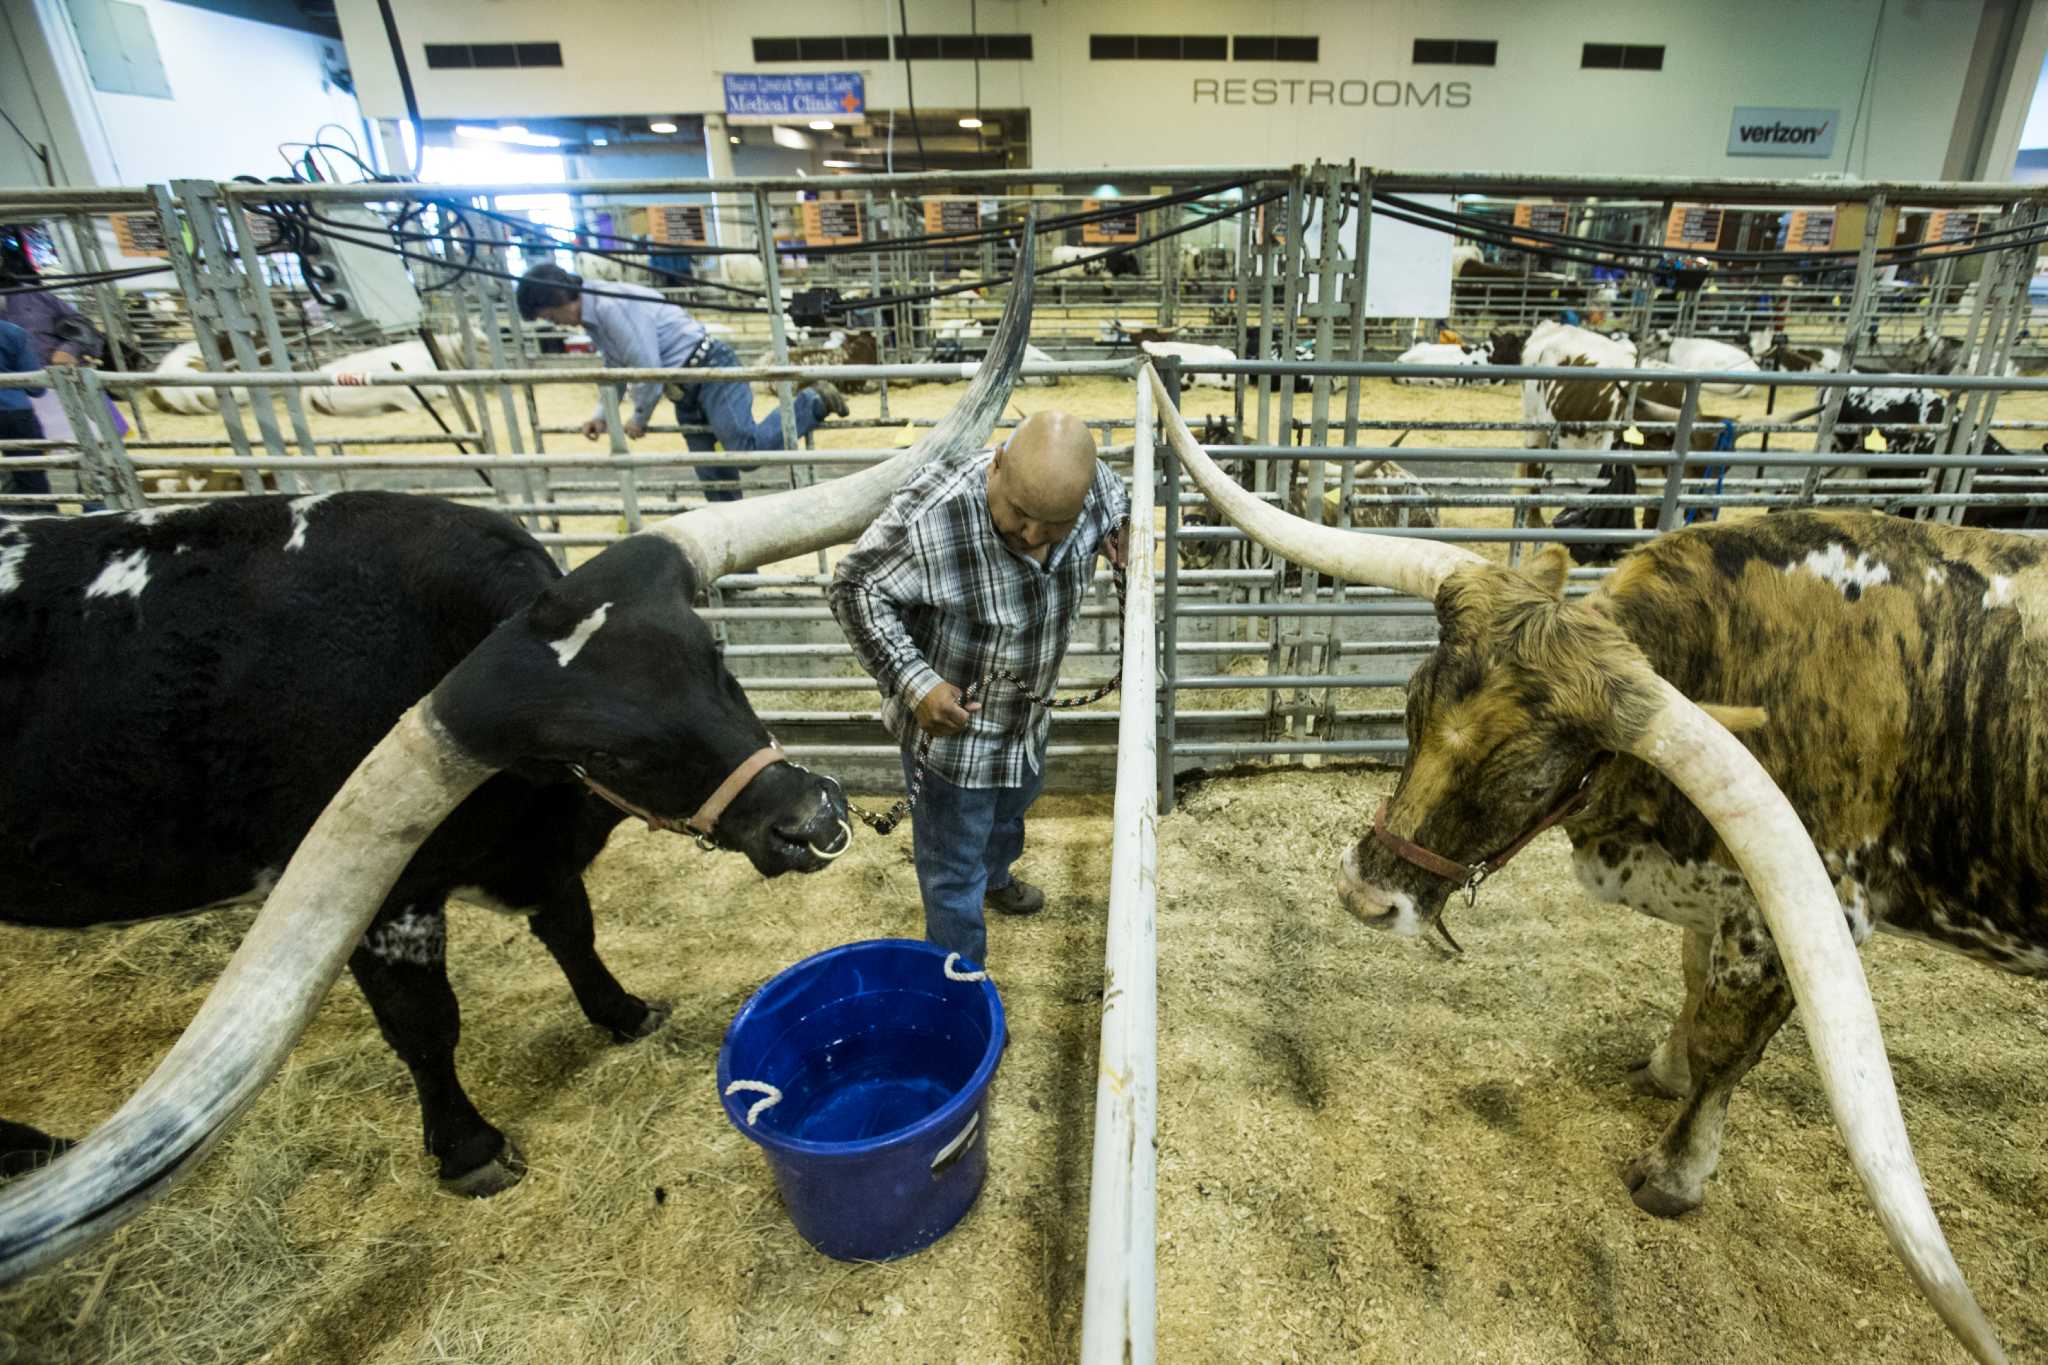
610,998,671,1043
442,1139,526,1198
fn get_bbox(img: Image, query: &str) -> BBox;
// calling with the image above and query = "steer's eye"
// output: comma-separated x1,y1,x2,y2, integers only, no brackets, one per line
1524,783,1547,802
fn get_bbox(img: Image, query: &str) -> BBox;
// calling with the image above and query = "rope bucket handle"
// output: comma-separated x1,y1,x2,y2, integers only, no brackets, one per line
724,1079,783,1126
943,953,988,983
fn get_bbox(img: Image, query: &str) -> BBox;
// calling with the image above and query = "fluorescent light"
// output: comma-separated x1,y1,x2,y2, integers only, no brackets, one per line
649,120,678,134
823,159,860,168
454,123,561,148
808,119,835,131
958,116,983,129
591,137,609,146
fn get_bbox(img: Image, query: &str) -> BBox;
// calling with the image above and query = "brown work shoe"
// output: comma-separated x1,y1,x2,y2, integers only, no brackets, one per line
985,878,1045,916
806,380,850,418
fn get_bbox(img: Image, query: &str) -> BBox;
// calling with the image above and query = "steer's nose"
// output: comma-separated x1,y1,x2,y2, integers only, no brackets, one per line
775,785,851,866
1337,842,1423,935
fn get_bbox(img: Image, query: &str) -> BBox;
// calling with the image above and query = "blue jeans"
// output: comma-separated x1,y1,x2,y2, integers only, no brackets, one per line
675,339,827,503
900,741,1047,966
0,408,49,512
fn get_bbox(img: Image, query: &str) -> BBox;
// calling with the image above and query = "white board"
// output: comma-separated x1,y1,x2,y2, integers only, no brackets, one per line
1301,192,1454,319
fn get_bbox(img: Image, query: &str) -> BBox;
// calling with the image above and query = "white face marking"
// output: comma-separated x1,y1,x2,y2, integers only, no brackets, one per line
0,527,27,596
285,491,337,552
549,601,612,667
1983,574,2015,610
84,548,151,600
1784,543,1891,598
361,907,446,966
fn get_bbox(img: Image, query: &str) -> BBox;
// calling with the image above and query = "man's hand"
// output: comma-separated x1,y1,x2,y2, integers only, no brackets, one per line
1104,520,1129,569
913,681,981,738
48,349,79,368
581,416,606,442
624,416,648,440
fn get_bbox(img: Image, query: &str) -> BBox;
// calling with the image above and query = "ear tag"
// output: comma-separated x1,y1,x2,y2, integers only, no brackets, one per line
894,419,920,448
1863,428,1888,454
1622,426,1645,447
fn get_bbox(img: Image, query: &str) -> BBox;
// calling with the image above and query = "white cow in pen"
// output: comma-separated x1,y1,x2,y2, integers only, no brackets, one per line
1641,333,1762,398
1140,339,1234,389
305,339,459,415
148,337,464,417
1394,330,1526,387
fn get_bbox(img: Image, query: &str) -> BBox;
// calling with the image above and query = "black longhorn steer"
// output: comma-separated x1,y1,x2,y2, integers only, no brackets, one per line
0,493,844,1193
0,210,1039,1285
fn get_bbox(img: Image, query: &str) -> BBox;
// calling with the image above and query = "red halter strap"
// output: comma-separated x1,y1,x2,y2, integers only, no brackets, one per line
1372,756,1611,905
574,744,786,845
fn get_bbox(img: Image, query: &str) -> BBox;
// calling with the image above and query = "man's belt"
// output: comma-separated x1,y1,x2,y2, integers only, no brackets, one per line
665,336,721,402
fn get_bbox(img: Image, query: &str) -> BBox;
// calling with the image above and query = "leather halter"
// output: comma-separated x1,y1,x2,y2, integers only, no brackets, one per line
574,744,787,848
1372,755,1612,907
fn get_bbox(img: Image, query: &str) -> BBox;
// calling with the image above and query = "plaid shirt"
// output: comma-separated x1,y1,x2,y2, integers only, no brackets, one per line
830,449,1130,789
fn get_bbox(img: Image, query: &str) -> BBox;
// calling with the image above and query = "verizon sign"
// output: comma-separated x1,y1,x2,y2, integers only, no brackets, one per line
1728,106,1839,158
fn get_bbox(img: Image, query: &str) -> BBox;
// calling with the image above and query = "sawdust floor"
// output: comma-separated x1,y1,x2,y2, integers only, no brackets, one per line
2,768,2044,1365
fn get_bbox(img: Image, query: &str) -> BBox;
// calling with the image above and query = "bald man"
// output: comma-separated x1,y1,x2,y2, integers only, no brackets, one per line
831,411,1130,964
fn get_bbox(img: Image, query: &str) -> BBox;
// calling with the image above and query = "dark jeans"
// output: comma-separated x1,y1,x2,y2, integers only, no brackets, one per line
675,339,827,503
0,408,49,512
900,739,1047,966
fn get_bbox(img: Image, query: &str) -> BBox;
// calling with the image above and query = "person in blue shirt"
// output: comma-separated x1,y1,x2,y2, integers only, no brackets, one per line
0,319,50,513
516,263,848,504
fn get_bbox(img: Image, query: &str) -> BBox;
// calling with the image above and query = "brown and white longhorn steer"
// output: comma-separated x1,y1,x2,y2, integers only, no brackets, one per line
1155,367,2017,1365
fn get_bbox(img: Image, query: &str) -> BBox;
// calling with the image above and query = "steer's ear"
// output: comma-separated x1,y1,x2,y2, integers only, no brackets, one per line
1520,543,1571,600
1699,703,1769,733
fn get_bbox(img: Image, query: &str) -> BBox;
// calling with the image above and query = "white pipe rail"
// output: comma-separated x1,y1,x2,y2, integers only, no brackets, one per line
1079,363,1160,1365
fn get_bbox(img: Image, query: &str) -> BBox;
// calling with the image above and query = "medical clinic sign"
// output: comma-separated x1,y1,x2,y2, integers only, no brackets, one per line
724,73,864,125
1728,106,1839,158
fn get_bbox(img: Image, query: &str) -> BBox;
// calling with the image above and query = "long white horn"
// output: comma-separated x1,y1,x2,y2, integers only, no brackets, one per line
654,209,1039,580
1622,678,2006,1365
0,705,493,1283
1147,365,1484,598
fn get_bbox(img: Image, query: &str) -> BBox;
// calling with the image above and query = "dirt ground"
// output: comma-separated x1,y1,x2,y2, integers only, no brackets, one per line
0,766,2043,1364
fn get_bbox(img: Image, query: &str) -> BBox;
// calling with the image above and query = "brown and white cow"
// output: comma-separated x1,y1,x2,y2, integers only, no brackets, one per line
1154,368,2017,1365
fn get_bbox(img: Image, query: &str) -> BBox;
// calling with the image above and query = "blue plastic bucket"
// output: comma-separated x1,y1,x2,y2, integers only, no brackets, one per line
717,938,1006,1261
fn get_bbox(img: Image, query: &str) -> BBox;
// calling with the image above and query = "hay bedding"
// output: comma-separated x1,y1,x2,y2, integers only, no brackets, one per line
7,372,2046,1362
2,767,2044,1364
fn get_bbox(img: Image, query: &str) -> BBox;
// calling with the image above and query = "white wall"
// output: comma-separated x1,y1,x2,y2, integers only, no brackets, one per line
9,0,363,186
333,0,1993,178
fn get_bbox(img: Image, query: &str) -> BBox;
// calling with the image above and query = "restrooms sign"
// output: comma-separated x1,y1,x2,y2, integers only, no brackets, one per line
1727,106,1839,158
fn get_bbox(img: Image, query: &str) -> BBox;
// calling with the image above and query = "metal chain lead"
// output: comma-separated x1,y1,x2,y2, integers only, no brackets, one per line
848,560,1129,836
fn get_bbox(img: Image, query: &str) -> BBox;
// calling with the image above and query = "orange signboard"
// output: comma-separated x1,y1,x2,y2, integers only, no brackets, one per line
1664,203,1725,250
801,199,865,244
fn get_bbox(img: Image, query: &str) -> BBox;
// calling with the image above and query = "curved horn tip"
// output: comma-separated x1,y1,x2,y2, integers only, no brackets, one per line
1146,365,1479,600
1622,679,2008,1365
